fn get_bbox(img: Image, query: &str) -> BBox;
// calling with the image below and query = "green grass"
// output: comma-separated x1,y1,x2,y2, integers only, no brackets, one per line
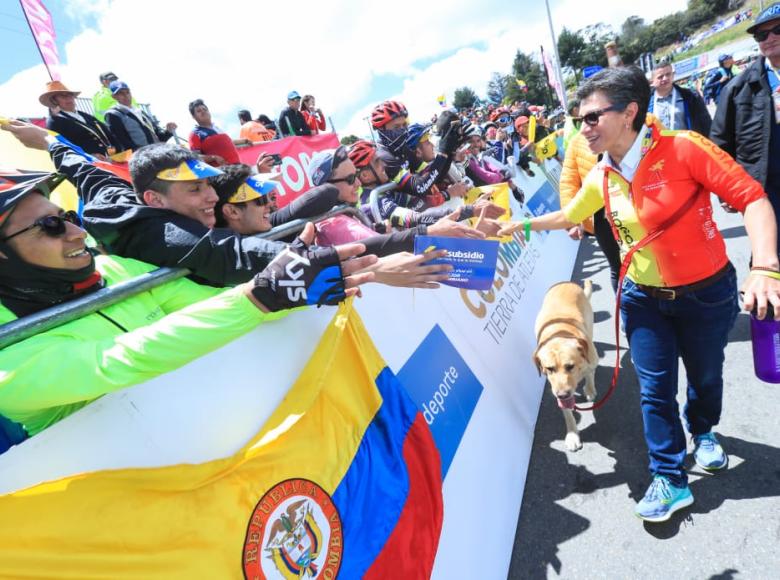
655,1,760,62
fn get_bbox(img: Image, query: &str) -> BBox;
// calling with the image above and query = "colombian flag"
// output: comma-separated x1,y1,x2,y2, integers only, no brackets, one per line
0,303,443,579
50,133,132,183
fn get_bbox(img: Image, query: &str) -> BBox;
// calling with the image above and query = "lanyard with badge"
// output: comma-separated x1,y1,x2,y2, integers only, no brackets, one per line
771,65,780,125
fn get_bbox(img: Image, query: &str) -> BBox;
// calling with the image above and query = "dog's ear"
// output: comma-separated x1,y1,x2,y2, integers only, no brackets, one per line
576,338,591,364
532,348,543,376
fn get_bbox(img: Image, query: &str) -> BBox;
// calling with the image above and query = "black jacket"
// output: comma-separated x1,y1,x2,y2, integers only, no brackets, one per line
649,85,712,136
47,111,120,156
277,108,311,137
104,106,173,151
710,57,774,189
49,142,285,286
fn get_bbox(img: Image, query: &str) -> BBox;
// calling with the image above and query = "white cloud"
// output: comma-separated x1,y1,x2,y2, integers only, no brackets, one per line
1,0,688,145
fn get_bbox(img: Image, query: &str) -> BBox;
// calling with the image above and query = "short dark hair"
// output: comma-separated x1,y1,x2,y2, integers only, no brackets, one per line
238,109,251,123
188,98,207,117
210,164,253,227
567,98,580,115
575,66,650,133
129,144,200,200
653,59,674,72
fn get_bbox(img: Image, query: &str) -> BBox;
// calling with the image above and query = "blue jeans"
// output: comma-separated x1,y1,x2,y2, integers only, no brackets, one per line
620,268,739,486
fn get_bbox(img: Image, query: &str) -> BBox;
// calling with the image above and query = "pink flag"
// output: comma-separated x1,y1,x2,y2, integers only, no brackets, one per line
20,0,61,80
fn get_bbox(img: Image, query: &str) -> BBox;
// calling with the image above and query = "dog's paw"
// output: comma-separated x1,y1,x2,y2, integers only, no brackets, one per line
565,432,583,452
584,386,597,402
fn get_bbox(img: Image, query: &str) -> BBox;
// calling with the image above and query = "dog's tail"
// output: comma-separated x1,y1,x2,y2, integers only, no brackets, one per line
583,279,593,300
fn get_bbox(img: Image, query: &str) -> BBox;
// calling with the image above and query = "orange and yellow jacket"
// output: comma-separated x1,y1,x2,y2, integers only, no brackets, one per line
563,116,766,287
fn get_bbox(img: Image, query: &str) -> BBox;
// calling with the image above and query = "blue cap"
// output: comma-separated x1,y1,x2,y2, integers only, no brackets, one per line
307,146,348,186
747,2,780,34
287,90,301,100
109,80,129,95
717,53,732,63
308,150,335,186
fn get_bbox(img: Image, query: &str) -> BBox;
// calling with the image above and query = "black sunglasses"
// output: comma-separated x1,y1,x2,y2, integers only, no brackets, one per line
754,23,780,42
0,210,81,243
329,173,359,185
572,104,626,127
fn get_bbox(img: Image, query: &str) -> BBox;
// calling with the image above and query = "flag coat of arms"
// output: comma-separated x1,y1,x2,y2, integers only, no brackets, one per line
0,302,444,579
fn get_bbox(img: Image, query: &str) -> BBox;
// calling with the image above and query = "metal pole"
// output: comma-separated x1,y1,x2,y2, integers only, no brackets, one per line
328,116,337,135
544,0,568,110
364,117,377,144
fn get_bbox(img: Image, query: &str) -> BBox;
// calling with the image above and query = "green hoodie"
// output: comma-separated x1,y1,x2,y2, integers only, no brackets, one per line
0,255,286,436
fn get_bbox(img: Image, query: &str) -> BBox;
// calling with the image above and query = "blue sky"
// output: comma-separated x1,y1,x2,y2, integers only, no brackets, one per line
0,0,689,138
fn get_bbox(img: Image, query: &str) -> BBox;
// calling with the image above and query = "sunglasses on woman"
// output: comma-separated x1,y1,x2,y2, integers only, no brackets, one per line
0,211,82,243
754,23,780,42
572,103,626,127
329,173,359,185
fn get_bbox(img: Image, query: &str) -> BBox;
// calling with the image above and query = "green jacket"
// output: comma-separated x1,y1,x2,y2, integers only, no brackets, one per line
0,255,286,436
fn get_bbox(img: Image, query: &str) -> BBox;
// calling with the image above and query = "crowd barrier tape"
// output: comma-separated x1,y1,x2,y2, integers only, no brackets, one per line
0,155,578,577
236,133,340,208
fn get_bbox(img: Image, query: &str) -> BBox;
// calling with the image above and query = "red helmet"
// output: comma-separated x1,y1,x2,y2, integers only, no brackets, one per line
347,140,377,168
370,100,408,129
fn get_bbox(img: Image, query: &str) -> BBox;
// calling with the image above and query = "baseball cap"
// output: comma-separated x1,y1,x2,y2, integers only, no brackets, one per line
308,146,348,186
227,175,277,204
0,172,66,230
109,80,130,95
156,159,222,181
99,71,118,82
746,2,780,35
287,90,301,100
717,53,733,63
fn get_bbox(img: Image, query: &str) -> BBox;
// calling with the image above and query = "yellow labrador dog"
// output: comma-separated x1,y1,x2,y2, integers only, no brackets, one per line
533,280,598,451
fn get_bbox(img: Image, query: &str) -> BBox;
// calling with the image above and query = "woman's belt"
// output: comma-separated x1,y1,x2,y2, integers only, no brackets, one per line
635,262,734,300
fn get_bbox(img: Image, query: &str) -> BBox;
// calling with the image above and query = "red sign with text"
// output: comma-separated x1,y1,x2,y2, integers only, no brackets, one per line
237,134,340,208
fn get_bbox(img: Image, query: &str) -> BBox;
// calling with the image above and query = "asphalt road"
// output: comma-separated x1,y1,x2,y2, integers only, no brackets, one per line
508,202,780,580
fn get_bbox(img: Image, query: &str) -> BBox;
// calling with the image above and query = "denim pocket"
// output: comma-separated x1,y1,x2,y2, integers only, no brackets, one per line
688,270,737,308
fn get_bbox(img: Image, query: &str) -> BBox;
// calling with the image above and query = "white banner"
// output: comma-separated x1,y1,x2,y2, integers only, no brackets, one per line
0,161,578,578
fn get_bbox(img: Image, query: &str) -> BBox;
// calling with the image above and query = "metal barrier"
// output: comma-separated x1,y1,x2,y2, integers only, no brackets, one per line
366,182,399,224
75,97,155,122
0,204,363,350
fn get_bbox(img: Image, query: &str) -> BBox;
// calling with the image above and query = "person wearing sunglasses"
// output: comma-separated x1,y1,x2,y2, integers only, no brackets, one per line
213,167,276,235
0,174,377,439
711,1,780,248
499,65,780,524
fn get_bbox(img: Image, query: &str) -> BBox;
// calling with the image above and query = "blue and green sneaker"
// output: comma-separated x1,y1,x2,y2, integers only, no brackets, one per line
693,432,728,471
635,475,694,523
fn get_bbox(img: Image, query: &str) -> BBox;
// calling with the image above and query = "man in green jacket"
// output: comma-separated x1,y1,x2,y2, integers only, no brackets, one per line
0,174,376,437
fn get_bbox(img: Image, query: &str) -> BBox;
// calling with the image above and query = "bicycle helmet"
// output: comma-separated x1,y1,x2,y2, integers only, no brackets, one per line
370,100,408,129
347,140,377,169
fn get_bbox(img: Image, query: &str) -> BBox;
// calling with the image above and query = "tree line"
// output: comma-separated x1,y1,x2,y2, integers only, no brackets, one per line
452,0,743,110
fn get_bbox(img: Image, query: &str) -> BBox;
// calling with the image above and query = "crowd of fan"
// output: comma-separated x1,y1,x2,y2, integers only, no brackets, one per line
0,71,535,445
